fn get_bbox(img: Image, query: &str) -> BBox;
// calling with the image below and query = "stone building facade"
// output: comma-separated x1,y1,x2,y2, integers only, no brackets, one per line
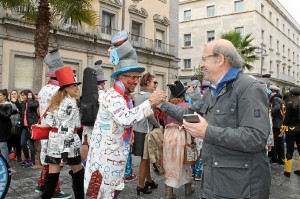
0,0,179,92
179,0,300,90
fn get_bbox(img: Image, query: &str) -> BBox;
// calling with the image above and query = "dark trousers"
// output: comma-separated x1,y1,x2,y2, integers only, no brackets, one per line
20,127,35,164
285,130,300,160
270,128,285,162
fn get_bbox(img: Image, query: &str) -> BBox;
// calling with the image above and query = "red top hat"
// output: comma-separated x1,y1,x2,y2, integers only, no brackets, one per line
55,66,81,88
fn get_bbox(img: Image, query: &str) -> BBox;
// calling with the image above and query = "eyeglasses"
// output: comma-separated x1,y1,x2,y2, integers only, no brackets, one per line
121,74,141,81
151,81,158,85
201,54,218,62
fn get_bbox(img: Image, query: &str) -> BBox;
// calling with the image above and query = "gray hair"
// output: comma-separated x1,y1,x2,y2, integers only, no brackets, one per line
213,43,245,68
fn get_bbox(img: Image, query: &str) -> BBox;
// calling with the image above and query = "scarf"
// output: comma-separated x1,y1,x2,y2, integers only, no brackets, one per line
113,80,133,145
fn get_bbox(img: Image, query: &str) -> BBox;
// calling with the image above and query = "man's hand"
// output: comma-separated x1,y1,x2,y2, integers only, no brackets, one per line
183,113,208,138
148,90,167,107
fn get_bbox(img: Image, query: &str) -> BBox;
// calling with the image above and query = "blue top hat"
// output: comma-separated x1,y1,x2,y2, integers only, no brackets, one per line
109,30,145,79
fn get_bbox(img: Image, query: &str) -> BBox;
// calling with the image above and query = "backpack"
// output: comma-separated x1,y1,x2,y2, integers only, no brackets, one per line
80,67,99,126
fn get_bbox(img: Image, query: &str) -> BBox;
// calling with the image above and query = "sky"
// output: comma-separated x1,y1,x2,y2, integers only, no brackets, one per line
278,0,300,25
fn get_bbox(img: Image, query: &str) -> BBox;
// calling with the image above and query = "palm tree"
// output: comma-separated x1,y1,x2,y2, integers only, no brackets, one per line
0,0,98,92
221,31,259,71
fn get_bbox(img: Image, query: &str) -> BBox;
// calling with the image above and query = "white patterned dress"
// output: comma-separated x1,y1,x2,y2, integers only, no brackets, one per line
42,95,81,162
84,87,153,199
38,83,59,165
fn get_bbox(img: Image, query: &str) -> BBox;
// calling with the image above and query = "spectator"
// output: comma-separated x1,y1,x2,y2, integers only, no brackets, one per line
18,89,39,168
0,89,12,162
269,85,285,165
132,72,160,195
158,39,271,198
7,89,22,162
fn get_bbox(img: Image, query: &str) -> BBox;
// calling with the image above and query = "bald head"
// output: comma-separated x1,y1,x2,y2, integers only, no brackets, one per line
207,39,244,68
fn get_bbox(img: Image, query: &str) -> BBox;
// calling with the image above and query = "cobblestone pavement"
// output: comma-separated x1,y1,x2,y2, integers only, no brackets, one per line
5,154,300,199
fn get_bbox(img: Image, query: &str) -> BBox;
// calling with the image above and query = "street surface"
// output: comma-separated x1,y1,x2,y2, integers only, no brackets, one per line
5,153,300,199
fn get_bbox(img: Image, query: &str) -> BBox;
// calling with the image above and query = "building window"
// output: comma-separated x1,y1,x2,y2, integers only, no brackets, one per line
269,11,272,21
276,18,279,27
131,21,142,42
184,34,191,46
184,10,191,20
261,30,264,42
288,48,290,60
184,59,191,69
283,45,285,56
269,35,272,47
283,66,285,74
207,31,215,42
293,52,295,62
234,0,244,12
101,11,115,35
270,60,272,72
155,29,165,52
288,29,290,36
235,27,244,37
283,24,285,32
261,4,264,15
277,40,279,52
207,5,215,17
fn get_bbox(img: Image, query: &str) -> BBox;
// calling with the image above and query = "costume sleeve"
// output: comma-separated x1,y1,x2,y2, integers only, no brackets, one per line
205,82,270,153
105,93,153,128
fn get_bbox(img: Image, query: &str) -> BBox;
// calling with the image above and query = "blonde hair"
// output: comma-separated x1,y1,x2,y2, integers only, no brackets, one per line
49,89,67,112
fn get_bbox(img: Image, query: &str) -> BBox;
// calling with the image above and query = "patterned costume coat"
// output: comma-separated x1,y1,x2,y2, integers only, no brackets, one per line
42,95,81,159
84,87,153,199
38,83,59,165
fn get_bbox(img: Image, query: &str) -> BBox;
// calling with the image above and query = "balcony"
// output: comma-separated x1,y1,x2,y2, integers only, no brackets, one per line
93,26,175,56
278,72,295,83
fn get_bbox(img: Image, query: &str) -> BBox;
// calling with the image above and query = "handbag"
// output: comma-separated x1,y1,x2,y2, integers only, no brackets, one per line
31,107,52,140
183,128,200,165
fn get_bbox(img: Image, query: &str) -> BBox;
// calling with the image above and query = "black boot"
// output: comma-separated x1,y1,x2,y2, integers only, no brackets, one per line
70,168,84,199
41,173,60,199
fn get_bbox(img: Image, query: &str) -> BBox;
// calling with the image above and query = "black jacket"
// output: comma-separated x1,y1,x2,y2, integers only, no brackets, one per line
0,103,12,141
16,99,39,128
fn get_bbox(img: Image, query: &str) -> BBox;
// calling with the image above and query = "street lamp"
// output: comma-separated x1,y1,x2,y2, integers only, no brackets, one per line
256,43,268,77
121,0,142,30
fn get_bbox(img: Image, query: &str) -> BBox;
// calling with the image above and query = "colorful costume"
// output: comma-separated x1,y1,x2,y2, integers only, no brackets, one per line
84,82,153,198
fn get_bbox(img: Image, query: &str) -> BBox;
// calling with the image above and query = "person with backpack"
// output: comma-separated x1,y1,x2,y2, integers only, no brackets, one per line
269,85,285,165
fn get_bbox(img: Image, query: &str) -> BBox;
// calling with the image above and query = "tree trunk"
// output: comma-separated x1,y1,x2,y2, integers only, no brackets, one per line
32,0,51,93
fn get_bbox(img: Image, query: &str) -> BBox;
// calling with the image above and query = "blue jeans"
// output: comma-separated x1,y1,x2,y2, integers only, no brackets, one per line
20,127,35,164
0,142,9,162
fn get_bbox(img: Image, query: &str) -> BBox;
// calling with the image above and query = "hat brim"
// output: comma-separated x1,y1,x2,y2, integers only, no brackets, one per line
111,66,145,79
173,87,188,98
59,82,81,90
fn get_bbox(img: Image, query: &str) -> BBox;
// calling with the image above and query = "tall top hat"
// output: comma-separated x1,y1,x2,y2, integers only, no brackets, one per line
167,80,188,98
109,30,145,79
55,66,81,89
92,60,107,82
44,48,64,77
